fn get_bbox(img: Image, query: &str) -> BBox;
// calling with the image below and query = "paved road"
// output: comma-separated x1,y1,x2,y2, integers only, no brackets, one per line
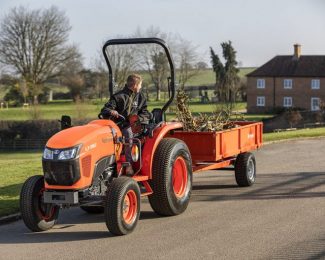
1,138,325,260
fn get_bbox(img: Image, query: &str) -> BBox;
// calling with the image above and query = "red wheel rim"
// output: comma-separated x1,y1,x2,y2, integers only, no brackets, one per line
172,157,188,198
38,188,55,221
123,190,138,224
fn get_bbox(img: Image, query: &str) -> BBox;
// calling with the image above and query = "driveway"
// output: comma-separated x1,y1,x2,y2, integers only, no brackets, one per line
0,138,324,259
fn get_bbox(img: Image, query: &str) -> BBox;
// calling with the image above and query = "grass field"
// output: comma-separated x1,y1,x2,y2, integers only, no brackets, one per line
0,152,42,217
0,99,264,121
263,127,325,142
1,127,325,218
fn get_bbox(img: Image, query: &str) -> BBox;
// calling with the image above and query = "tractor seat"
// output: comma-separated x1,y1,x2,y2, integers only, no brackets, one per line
151,108,164,124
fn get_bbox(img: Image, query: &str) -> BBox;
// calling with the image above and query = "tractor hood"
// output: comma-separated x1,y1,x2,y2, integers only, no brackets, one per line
46,120,121,149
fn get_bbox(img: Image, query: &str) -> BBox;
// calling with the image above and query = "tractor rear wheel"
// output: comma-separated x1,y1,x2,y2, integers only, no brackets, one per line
20,175,59,232
235,152,256,187
80,206,104,214
149,138,192,216
105,176,140,235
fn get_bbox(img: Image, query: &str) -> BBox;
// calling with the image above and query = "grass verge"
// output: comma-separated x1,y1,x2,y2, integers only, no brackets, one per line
263,127,325,143
0,152,42,217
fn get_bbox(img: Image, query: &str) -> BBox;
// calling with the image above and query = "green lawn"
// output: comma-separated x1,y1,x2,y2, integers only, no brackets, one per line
263,127,325,142
0,99,254,121
0,152,42,217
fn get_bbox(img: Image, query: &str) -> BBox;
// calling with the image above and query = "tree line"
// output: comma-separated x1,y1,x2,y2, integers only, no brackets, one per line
0,5,241,105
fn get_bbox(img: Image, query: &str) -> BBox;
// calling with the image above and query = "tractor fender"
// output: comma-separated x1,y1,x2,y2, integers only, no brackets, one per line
140,122,183,179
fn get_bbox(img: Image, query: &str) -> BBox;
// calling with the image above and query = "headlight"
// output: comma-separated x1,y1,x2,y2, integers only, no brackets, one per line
43,148,53,160
43,145,80,160
58,147,78,160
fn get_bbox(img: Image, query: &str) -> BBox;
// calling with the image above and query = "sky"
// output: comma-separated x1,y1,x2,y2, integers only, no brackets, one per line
0,0,325,68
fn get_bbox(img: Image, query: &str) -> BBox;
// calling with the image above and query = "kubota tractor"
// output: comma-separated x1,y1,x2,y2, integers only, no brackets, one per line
20,38,193,235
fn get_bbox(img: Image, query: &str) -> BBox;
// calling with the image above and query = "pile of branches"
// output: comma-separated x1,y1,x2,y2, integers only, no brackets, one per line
176,89,239,132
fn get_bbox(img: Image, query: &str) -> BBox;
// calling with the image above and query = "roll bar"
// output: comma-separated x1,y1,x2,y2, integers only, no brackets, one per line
102,37,175,114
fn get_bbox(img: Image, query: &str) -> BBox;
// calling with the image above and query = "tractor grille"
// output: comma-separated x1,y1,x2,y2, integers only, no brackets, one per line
43,159,80,186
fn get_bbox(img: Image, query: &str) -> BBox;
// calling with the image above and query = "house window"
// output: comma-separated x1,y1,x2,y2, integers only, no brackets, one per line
283,97,292,107
257,96,265,107
257,79,265,88
284,79,292,89
311,97,320,111
311,79,320,89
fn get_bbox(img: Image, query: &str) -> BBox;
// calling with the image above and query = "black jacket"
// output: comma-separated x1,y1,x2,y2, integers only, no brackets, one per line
101,86,151,125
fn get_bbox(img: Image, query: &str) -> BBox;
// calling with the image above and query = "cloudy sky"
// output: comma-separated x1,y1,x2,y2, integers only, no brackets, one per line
1,0,324,68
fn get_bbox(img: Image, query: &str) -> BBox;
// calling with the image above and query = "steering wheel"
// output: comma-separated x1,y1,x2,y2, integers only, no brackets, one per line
98,112,125,120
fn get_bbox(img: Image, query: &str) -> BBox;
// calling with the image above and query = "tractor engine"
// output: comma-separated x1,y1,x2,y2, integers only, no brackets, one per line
42,120,122,191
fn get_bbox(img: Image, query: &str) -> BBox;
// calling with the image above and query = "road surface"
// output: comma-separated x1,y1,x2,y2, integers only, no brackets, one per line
0,138,324,259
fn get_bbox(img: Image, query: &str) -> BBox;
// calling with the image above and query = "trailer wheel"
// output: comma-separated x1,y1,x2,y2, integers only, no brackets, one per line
105,176,140,235
80,206,104,214
20,175,59,232
235,152,256,187
149,138,192,216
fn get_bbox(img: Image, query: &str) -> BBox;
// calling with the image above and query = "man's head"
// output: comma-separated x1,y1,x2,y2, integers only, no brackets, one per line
127,74,142,93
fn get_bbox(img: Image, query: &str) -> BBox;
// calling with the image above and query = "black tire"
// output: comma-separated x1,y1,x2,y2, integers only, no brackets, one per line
80,206,104,214
235,152,256,187
148,138,192,216
105,176,140,235
20,175,59,232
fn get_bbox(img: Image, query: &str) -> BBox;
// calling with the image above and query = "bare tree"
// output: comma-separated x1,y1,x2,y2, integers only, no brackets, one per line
134,26,174,101
151,51,169,100
0,6,81,103
196,61,208,70
93,39,137,100
176,37,200,89
63,73,84,101
60,50,84,101
92,53,108,100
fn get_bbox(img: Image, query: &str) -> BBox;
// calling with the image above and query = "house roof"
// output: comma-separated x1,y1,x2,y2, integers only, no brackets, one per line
247,55,325,77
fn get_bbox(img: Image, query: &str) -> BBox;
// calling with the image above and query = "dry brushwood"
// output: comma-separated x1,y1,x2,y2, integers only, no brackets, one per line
176,89,239,132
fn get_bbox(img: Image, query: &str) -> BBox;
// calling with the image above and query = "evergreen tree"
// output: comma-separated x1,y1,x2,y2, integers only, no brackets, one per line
210,41,240,109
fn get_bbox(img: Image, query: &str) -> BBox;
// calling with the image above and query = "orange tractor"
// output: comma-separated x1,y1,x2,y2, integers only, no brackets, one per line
20,38,263,235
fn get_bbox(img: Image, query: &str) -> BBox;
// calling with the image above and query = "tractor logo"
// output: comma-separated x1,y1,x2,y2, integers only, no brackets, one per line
85,143,97,152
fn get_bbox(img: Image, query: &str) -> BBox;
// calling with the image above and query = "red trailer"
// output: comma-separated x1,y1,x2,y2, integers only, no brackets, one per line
170,122,262,169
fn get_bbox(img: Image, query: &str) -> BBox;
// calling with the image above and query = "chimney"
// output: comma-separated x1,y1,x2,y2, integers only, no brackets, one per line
293,44,301,60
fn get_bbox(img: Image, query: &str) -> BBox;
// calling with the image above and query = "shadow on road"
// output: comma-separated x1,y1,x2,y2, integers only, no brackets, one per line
191,171,325,202
271,237,325,260
0,209,161,244
0,230,114,244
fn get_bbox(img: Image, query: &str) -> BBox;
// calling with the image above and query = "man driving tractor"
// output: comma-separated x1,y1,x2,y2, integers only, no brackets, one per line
100,74,151,175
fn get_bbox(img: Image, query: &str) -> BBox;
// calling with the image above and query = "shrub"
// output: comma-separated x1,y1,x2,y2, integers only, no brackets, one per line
285,110,303,128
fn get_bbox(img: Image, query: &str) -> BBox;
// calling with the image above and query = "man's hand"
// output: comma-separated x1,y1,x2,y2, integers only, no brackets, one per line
110,110,119,118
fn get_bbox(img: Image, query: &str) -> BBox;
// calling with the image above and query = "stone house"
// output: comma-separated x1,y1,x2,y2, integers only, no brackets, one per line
246,44,325,113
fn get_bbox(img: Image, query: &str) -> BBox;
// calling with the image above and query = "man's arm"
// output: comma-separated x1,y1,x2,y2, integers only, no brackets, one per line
100,97,118,119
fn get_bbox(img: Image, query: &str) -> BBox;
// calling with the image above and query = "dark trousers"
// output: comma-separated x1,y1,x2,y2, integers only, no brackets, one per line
122,127,133,163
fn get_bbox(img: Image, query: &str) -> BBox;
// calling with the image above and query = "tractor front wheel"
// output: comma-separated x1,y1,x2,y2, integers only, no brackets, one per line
20,175,59,232
105,176,140,235
149,138,192,216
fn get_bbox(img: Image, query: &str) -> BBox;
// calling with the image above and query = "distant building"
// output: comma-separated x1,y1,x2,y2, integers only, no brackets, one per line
246,44,325,113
